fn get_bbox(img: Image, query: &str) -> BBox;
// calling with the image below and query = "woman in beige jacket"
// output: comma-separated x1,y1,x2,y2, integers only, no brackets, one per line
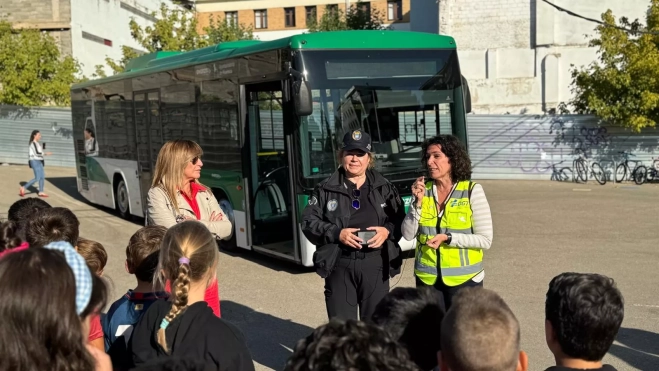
146,139,231,317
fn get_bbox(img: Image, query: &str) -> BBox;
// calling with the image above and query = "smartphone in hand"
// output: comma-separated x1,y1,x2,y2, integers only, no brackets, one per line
356,230,376,245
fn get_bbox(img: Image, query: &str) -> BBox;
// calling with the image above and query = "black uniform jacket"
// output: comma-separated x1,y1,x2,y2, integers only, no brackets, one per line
302,168,405,278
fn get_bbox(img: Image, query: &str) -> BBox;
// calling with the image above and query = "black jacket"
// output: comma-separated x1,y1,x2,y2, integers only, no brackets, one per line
129,300,255,371
302,168,405,277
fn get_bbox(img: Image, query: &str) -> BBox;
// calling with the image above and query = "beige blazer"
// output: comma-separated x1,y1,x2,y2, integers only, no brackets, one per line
146,186,232,240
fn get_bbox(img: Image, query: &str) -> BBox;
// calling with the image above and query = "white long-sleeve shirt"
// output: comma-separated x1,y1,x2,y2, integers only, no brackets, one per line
402,183,493,282
28,142,44,161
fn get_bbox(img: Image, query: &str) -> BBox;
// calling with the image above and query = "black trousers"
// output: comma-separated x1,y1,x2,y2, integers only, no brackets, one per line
324,248,389,321
416,275,483,310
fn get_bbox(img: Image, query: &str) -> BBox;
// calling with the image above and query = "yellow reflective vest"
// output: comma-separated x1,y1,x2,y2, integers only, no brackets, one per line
414,180,483,286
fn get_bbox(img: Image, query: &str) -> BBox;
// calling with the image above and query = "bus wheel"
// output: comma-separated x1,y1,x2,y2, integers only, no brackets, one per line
218,198,237,252
115,179,131,220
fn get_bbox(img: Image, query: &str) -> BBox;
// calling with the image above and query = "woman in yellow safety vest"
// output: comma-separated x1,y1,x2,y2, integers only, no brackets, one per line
401,135,493,310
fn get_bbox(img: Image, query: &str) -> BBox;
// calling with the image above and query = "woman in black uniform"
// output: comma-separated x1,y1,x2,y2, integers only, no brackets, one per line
302,129,405,321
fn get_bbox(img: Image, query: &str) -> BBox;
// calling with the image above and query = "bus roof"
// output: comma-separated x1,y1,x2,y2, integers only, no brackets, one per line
72,30,456,90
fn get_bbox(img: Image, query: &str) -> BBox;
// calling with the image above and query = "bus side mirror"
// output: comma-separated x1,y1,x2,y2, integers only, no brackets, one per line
461,75,472,113
294,80,313,116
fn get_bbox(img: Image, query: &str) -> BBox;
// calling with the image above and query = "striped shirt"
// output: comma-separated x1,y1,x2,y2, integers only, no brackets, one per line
401,183,493,282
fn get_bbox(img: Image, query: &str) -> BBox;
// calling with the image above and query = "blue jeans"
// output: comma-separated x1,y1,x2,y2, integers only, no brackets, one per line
24,160,45,193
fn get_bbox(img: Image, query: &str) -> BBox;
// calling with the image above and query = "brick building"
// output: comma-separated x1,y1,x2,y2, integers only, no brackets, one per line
1,0,162,77
194,0,411,41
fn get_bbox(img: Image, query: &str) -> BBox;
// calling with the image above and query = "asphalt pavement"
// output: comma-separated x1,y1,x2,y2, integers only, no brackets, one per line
1,165,658,371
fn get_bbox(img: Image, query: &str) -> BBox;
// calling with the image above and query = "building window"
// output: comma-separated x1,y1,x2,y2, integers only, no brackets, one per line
82,31,113,47
359,2,371,15
225,11,238,25
305,6,317,24
326,4,338,15
120,2,157,22
285,7,296,27
388,0,403,21
254,9,268,29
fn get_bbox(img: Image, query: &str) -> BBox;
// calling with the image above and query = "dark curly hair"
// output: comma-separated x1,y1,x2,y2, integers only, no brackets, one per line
285,319,421,371
545,272,624,362
0,221,23,253
421,135,472,181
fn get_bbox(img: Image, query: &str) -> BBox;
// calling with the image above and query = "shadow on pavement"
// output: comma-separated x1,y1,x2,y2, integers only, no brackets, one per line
609,327,659,370
47,176,146,226
220,248,314,275
46,176,91,204
221,300,314,370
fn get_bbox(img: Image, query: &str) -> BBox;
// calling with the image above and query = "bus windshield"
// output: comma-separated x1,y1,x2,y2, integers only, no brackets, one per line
295,49,466,188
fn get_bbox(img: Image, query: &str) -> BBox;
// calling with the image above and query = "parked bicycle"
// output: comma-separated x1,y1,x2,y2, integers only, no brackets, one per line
615,151,645,184
541,161,573,182
573,151,606,185
632,157,659,185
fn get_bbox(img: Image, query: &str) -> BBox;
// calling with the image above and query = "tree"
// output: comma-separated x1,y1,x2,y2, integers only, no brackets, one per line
205,16,254,43
308,1,385,32
0,21,79,106
106,3,209,74
106,3,254,74
567,0,659,132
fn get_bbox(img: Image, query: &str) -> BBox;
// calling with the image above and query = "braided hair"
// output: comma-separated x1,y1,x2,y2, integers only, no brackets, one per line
155,221,219,353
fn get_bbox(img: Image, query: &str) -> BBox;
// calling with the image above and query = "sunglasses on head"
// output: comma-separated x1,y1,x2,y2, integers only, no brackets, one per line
191,156,201,165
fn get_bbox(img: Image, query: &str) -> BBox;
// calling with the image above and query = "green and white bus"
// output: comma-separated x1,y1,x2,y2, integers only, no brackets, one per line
70,30,471,267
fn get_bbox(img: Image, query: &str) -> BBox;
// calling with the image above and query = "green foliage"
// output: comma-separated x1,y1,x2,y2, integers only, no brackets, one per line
0,21,79,106
568,0,659,132
106,3,208,73
308,1,385,32
105,3,255,74
308,7,347,32
132,3,207,53
204,16,255,43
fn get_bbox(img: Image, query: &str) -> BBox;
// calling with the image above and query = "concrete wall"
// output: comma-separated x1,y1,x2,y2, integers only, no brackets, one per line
70,0,161,77
1,0,73,55
411,0,650,115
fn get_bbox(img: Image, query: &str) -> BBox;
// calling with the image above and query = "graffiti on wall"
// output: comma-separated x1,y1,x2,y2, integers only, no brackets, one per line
472,115,659,180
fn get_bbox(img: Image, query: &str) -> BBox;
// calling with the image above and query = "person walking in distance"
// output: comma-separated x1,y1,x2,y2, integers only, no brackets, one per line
20,130,52,197
402,135,493,310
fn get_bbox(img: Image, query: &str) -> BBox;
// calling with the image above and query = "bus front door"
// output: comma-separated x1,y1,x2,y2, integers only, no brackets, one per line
244,85,296,261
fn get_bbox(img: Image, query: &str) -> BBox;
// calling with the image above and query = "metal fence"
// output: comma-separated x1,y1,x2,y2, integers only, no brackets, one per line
468,115,659,181
0,106,75,167
1,105,657,181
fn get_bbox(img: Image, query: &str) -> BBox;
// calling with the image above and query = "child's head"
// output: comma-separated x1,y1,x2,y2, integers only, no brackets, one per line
25,207,79,248
440,287,527,371
7,197,51,240
371,286,446,371
0,246,107,371
156,221,219,352
0,221,23,254
126,225,167,283
545,272,624,362
285,319,420,371
76,238,108,276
